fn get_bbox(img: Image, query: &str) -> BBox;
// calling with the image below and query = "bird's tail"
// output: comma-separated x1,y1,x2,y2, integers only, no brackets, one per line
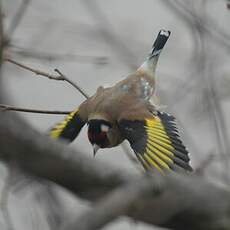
138,30,171,74
148,30,171,60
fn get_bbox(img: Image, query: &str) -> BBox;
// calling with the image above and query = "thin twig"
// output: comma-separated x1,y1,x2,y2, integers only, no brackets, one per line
5,58,63,79
54,69,89,99
0,104,71,114
4,58,89,99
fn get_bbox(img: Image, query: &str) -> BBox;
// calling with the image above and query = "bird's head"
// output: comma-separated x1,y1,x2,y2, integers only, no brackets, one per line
87,119,112,156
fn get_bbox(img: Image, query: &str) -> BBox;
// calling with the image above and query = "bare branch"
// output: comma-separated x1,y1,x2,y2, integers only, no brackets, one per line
0,104,70,114
68,173,230,230
4,58,89,99
5,58,63,80
0,112,130,200
54,69,89,99
62,176,163,230
1,111,230,230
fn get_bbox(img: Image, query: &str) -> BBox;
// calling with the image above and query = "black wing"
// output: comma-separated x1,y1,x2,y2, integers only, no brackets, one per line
49,108,85,142
118,111,192,173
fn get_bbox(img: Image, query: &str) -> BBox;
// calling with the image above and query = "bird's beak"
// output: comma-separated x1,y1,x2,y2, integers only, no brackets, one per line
93,144,100,157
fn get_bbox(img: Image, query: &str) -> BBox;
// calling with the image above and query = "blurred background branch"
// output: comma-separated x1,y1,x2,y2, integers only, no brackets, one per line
1,0,230,230
0,110,230,230
5,0,31,40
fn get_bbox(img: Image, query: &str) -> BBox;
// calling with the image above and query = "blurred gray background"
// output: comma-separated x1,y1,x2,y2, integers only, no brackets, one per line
1,0,230,229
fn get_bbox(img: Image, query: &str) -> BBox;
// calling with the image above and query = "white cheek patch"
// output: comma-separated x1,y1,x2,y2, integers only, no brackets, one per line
101,124,109,132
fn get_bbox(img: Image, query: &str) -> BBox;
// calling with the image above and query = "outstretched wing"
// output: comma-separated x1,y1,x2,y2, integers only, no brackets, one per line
49,108,85,142
118,111,192,173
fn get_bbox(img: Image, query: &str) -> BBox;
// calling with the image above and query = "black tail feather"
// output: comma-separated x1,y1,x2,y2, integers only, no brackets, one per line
150,30,171,57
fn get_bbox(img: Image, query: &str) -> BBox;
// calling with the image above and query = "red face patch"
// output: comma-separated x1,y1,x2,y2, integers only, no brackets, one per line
88,131,109,148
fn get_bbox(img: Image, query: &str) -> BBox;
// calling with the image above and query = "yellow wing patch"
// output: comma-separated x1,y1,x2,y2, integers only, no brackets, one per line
118,111,192,173
49,109,79,138
49,108,85,142
140,113,192,172
140,116,175,173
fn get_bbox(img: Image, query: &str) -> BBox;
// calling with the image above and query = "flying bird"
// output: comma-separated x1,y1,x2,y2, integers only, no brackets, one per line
49,30,192,173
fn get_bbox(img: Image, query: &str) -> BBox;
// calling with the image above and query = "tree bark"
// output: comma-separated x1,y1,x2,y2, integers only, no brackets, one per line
0,111,230,230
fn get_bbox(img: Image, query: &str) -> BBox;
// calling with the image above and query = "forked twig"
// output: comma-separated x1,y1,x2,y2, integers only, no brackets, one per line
4,58,89,99
54,69,89,99
5,58,63,80
2,58,89,115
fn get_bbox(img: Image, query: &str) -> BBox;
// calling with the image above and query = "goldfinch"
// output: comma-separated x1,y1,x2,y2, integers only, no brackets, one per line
49,30,192,173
